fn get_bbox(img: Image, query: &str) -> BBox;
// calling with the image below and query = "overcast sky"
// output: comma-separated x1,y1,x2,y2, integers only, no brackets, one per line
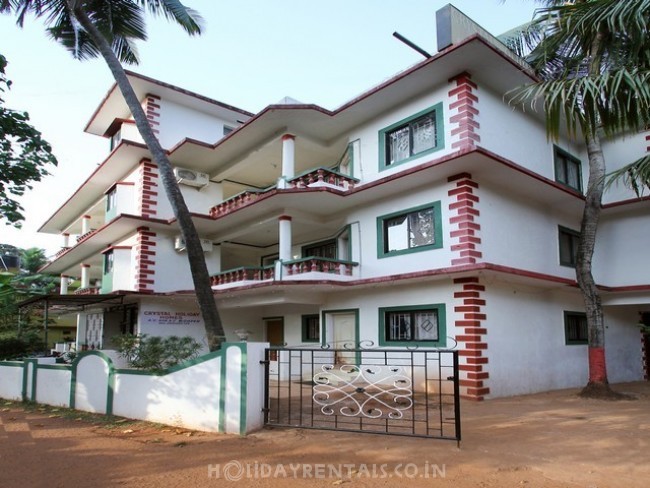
0,0,540,255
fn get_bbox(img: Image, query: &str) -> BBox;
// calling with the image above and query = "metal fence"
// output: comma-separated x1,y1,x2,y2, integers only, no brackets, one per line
263,347,460,442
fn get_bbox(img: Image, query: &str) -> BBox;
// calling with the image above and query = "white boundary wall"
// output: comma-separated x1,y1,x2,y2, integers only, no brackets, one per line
0,342,268,435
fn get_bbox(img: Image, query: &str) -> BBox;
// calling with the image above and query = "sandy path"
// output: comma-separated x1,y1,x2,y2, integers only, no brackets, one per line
1,382,648,487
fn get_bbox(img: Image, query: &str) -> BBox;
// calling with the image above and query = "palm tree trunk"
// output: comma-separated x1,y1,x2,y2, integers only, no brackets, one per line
577,131,608,392
576,23,611,396
69,3,224,350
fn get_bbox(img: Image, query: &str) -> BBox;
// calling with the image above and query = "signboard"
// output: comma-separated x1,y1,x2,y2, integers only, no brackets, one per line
142,311,201,326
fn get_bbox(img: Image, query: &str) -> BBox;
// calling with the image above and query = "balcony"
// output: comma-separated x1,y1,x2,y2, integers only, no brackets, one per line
209,167,359,218
211,258,358,289
74,287,100,295
283,257,358,279
211,266,276,287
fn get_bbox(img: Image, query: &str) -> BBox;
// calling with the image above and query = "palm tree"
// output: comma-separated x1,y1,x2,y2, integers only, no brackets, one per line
1,0,225,350
508,0,650,397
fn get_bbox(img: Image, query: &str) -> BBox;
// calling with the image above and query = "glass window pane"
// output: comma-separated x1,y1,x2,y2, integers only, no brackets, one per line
566,160,580,189
386,215,409,252
387,312,411,341
414,311,438,341
559,232,573,264
387,126,410,164
411,115,436,155
408,208,434,248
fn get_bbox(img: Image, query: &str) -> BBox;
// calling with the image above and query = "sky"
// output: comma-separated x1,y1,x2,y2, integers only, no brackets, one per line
0,0,541,256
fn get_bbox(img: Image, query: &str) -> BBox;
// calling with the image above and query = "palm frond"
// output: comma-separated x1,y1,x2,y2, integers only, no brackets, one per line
138,0,203,35
605,155,650,196
509,68,650,140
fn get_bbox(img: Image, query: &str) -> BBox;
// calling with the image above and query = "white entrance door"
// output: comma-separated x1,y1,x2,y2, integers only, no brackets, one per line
331,312,357,364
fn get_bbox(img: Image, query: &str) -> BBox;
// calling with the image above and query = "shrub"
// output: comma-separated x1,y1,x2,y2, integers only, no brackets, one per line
112,334,201,373
0,332,43,360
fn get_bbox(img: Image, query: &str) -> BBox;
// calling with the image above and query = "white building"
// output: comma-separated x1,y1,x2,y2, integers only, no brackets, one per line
39,6,649,400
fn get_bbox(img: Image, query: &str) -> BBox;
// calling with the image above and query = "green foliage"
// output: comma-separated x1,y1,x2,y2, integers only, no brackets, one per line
0,53,58,227
508,0,650,140
20,247,47,274
113,333,201,373
1,0,203,66
0,330,43,360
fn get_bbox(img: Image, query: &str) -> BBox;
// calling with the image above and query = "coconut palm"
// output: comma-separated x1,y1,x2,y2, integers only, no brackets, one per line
508,0,650,397
0,0,225,350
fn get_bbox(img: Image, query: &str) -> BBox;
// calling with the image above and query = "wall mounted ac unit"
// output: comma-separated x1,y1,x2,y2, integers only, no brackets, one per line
174,235,214,253
173,167,209,188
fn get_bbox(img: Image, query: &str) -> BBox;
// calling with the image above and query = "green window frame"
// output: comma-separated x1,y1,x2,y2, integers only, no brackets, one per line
564,311,588,345
379,103,445,170
379,304,446,347
377,201,443,258
554,146,582,192
301,314,320,343
559,226,580,267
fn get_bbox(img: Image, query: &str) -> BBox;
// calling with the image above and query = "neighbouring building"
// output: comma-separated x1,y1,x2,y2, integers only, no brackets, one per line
38,5,649,400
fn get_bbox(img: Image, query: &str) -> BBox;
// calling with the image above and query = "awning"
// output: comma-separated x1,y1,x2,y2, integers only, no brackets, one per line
17,294,126,315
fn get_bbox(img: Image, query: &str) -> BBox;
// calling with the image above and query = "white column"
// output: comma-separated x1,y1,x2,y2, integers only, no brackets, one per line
279,134,296,189
81,215,91,235
62,233,70,248
278,215,292,261
80,264,90,289
60,274,69,295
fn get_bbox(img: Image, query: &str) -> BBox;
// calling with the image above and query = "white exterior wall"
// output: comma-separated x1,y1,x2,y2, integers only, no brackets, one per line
0,364,23,400
484,282,643,398
478,86,584,184
157,98,237,149
601,131,649,204
137,297,211,352
112,183,136,217
153,232,221,292
35,368,71,406
349,85,451,183
74,354,109,413
479,182,579,279
113,355,222,431
119,122,144,145
594,208,650,287
324,283,455,348
154,180,223,219
110,247,134,291
346,182,453,279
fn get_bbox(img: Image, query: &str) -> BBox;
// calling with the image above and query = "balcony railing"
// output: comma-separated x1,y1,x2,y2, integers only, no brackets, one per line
284,257,358,277
288,167,358,190
210,188,270,218
76,229,96,243
209,168,359,218
211,266,275,286
74,287,100,295
55,247,71,258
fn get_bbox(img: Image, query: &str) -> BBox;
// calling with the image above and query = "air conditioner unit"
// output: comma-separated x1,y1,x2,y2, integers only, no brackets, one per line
173,167,209,188
174,235,214,253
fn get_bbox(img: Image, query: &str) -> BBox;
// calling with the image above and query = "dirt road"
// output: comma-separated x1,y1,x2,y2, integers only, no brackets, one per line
1,382,648,487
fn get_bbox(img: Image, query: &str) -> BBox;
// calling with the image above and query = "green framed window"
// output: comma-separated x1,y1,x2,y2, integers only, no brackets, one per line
564,311,588,345
377,201,443,258
302,314,320,343
379,103,444,170
379,304,446,347
559,226,580,267
554,146,582,192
